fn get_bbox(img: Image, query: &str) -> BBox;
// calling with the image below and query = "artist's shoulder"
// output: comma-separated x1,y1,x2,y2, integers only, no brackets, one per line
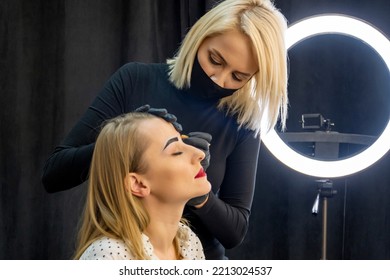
118,62,168,76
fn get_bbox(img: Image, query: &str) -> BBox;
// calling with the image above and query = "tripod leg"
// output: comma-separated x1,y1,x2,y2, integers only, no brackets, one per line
321,197,328,260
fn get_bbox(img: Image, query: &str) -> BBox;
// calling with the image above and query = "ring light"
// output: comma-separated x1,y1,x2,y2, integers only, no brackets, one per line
262,14,390,178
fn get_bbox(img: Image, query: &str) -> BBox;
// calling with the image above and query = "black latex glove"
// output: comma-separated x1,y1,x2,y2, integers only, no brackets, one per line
182,132,212,207
182,132,212,170
135,104,182,132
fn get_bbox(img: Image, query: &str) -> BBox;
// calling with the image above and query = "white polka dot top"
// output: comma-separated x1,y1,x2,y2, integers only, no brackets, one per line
79,223,205,260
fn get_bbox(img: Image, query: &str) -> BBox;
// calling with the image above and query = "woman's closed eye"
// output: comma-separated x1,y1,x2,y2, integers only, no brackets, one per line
172,151,183,156
232,73,242,82
208,53,244,82
209,54,222,66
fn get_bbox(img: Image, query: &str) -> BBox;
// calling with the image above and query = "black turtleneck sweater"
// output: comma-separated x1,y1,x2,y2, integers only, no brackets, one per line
42,62,261,260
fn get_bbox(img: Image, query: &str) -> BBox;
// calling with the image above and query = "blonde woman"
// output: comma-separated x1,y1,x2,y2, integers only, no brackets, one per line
74,112,211,260
43,0,288,259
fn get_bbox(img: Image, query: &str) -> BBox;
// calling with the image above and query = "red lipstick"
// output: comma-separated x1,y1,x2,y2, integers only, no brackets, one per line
195,168,206,179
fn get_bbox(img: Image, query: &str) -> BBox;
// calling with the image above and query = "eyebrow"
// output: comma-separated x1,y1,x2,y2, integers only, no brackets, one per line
211,48,252,78
163,137,179,150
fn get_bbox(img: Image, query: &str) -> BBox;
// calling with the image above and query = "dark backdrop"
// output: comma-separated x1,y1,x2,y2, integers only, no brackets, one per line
1,0,389,260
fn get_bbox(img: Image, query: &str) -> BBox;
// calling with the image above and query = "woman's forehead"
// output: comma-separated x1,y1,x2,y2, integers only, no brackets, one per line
138,118,178,145
202,30,258,73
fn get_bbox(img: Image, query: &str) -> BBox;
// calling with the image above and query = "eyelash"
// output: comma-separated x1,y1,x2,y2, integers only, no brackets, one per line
232,74,242,82
209,54,221,66
172,152,183,156
208,53,242,82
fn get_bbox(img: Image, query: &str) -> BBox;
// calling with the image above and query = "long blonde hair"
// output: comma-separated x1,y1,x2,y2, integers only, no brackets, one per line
167,0,288,135
73,113,185,259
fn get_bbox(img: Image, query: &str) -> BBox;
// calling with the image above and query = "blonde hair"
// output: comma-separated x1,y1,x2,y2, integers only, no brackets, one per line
167,0,288,135
73,112,186,259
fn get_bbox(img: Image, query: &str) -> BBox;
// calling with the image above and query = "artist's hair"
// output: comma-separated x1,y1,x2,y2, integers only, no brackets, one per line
167,0,288,135
73,112,186,260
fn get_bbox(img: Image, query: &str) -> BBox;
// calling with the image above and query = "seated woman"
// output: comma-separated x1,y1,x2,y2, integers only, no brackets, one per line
73,112,211,260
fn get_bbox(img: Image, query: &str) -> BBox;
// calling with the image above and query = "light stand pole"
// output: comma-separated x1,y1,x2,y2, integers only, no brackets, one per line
312,179,337,260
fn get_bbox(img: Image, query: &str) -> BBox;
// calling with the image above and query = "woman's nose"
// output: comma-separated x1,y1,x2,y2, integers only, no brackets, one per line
210,71,229,88
187,144,205,164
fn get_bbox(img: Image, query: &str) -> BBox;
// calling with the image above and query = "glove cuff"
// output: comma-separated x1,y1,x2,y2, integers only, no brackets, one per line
186,193,209,207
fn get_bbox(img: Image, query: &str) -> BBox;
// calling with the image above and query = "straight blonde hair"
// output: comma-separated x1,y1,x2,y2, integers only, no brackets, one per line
167,0,288,135
73,113,186,260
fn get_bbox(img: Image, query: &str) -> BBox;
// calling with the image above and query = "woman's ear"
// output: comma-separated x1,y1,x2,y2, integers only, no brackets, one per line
124,173,150,198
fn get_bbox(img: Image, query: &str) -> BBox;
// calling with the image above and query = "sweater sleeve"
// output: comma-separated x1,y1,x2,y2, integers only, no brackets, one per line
189,130,260,249
42,64,134,192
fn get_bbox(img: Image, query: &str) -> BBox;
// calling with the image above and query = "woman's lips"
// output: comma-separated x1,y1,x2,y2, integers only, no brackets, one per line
195,168,206,179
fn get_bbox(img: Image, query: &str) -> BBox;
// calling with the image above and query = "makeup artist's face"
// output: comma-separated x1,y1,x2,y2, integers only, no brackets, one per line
197,29,258,89
138,118,211,203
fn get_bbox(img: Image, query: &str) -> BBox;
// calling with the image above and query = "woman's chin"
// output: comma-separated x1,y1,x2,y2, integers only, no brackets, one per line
200,181,211,194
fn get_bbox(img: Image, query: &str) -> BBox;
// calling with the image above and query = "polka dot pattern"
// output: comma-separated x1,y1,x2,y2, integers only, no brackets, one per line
79,223,205,260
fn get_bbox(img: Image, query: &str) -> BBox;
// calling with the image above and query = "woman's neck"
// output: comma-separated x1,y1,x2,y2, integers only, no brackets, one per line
143,203,184,260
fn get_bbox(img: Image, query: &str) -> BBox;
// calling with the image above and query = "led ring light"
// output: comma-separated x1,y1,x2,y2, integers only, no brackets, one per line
262,14,390,178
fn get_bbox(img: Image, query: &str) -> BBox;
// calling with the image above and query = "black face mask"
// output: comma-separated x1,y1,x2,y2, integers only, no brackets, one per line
188,57,239,99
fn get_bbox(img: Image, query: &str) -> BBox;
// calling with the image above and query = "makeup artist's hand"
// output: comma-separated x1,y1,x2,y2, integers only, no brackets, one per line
135,104,182,132
182,132,212,171
182,132,212,207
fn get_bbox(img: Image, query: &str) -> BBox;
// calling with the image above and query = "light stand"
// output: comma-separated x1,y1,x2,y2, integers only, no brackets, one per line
312,179,337,260
278,127,377,259
261,16,390,259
